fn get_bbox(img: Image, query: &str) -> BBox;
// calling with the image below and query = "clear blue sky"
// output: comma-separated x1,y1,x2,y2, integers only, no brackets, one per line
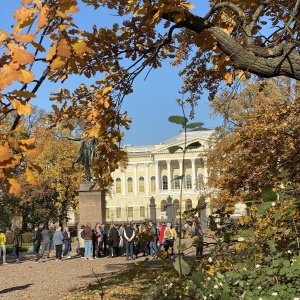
2,1,222,146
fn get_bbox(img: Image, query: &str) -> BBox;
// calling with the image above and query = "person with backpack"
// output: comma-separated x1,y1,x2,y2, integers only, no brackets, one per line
148,220,158,257
163,222,177,259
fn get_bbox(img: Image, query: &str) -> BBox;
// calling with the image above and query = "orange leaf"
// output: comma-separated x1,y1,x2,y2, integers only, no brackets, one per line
37,5,48,30
13,7,38,22
11,99,33,115
24,146,44,159
7,176,22,195
8,43,35,64
15,34,36,43
223,72,233,85
7,137,21,152
26,167,38,185
0,29,9,45
19,69,35,84
57,38,71,58
0,142,14,162
19,137,35,145
31,41,46,52
0,64,19,90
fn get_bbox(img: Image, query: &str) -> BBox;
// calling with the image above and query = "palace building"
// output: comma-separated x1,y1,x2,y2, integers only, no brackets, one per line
105,127,214,225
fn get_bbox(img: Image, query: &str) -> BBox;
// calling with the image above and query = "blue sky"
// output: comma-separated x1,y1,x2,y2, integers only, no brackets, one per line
2,1,222,146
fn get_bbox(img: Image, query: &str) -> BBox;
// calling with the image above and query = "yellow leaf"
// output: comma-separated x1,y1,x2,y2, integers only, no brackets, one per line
37,5,48,30
59,24,70,31
50,57,66,69
11,99,33,115
103,85,113,95
7,137,21,152
56,10,69,19
26,167,37,185
46,44,57,61
72,42,92,55
24,146,44,159
19,69,35,84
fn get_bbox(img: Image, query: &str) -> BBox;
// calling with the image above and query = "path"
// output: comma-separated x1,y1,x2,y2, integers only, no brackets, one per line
0,235,215,300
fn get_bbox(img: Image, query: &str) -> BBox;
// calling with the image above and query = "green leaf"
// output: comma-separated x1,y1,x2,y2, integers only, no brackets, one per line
168,145,183,154
168,116,188,125
257,202,273,215
177,244,186,252
173,257,190,275
185,122,204,129
262,188,278,202
186,142,202,150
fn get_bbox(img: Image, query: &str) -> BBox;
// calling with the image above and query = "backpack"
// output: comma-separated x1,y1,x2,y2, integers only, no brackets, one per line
164,228,174,240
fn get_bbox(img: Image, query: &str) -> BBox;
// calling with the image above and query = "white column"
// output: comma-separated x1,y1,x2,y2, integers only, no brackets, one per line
145,163,149,194
203,157,208,183
167,160,172,192
191,158,196,188
155,161,160,192
179,159,183,189
134,163,138,195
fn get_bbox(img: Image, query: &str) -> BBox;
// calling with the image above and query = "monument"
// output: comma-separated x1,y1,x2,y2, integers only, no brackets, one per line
76,138,106,227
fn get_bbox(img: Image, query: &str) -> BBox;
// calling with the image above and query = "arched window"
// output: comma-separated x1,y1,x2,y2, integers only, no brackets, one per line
115,178,121,193
139,176,145,193
162,175,168,190
197,173,205,190
186,174,192,189
161,199,167,213
173,199,180,216
127,177,133,193
185,199,193,211
150,176,156,192
173,175,180,189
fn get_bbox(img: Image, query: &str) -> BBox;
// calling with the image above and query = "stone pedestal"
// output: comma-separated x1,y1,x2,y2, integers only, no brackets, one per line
149,196,157,222
78,181,106,228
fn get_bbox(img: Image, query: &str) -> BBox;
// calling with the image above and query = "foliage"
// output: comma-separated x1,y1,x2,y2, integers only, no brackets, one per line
207,78,300,206
2,1,300,193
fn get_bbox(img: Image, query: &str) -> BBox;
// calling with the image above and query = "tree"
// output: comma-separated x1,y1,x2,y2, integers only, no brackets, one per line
1,0,300,192
207,78,300,206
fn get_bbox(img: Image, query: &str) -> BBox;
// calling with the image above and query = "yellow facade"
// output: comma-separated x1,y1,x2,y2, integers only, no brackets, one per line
105,128,214,224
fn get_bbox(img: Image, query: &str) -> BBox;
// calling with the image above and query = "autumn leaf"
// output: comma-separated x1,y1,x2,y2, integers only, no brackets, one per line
0,142,14,163
223,72,233,85
19,68,35,84
72,42,92,55
7,175,22,195
26,167,38,185
23,146,44,159
8,43,35,64
15,33,36,43
57,38,71,58
11,98,34,115
36,5,48,30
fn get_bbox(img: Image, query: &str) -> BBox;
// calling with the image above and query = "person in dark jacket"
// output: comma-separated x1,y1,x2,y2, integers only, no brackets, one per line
124,223,135,260
33,225,42,263
62,226,72,259
107,224,119,258
41,224,53,259
12,226,22,263
82,223,93,260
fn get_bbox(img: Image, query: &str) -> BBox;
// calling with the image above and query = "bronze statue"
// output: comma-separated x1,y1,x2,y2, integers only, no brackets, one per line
76,138,98,181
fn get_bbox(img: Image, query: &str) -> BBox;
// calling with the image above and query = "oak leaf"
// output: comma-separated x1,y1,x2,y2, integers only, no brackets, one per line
7,175,22,195
15,34,36,43
23,146,44,159
26,167,38,185
8,43,35,64
19,68,35,84
0,142,14,162
11,99,33,115
57,38,71,58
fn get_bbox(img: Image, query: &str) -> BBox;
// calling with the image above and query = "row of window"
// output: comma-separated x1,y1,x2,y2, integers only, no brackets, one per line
106,199,193,220
115,174,204,194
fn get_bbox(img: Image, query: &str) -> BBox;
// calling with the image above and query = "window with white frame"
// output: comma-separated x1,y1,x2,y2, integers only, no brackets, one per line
140,206,145,218
186,174,192,189
127,177,133,193
150,176,156,192
174,175,180,189
162,175,168,190
115,178,121,193
139,176,145,193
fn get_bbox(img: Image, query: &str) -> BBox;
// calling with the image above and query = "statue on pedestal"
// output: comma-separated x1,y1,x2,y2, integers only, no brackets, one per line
76,138,98,181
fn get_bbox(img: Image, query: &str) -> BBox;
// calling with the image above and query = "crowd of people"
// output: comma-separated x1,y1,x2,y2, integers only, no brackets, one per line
0,220,204,264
